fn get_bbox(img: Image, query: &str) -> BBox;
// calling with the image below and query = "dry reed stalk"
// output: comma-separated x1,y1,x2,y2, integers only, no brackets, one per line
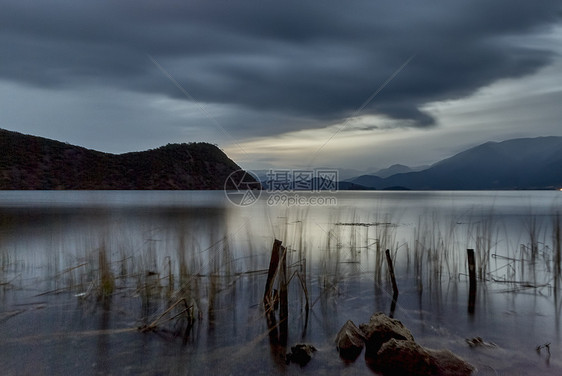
139,297,192,332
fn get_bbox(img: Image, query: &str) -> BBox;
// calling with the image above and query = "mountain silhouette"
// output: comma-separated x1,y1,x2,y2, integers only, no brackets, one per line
0,128,250,190
351,137,562,190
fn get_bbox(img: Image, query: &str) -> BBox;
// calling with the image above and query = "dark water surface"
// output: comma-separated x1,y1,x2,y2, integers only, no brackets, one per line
1,191,561,375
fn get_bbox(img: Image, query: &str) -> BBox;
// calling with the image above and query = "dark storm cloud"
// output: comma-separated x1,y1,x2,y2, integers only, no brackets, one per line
0,0,560,136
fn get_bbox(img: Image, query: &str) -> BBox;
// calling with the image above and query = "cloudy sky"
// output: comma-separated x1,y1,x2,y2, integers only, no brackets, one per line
1,1,561,173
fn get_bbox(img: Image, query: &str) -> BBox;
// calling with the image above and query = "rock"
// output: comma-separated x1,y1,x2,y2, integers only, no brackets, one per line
427,348,475,376
356,313,474,375
465,336,496,348
371,339,474,376
286,343,317,366
371,338,435,376
359,312,415,355
335,320,365,360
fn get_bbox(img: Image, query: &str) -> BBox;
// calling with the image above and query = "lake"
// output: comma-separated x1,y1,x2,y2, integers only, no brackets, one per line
1,190,561,375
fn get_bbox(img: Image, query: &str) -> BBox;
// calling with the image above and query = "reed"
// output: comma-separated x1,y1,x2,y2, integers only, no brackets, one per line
47,210,561,300
9,200,561,352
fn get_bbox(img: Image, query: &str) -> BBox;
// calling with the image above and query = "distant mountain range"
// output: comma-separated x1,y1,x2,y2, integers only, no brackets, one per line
0,129,248,189
370,164,429,179
349,137,562,190
2,129,560,191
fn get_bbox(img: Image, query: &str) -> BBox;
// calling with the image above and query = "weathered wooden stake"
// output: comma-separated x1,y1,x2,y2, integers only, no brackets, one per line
264,239,282,312
279,244,288,346
385,249,399,297
467,248,476,314
385,249,399,318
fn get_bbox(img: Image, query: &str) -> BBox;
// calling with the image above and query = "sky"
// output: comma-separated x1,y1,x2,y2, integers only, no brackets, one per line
1,1,561,174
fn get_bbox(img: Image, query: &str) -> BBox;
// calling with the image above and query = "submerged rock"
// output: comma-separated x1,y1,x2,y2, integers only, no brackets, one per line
286,343,317,366
335,320,365,360
427,348,475,376
372,338,434,376
465,336,496,348
347,313,475,376
371,339,474,376
359,312,415,355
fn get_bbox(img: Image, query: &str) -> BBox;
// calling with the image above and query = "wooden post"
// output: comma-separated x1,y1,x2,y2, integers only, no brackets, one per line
264,239,282,312
385,249,399,318
467,249,476,314
279,245,288,346
385,249,399,297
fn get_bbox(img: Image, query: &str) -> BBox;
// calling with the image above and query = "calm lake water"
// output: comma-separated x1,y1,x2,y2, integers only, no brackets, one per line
1,190,561,375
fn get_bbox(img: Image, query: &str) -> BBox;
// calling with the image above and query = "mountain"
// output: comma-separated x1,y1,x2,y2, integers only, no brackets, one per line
0,129,249,190
253,167,370,182
332,167,372,180
372,164,413,178
261,176,373,191
371,164,429,178
349,174,385,188
350,137,562,190
337,181,374,190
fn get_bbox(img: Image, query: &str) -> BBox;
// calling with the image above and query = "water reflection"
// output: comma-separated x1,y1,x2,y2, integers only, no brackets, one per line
0,191,561,375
